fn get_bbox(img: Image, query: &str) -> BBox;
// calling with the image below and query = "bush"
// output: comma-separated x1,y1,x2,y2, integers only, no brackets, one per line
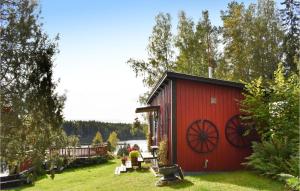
245,140,297,177
157,136,168,166
68,156,107,168
241,64,299,178
129,150,139,158
278,174,300,191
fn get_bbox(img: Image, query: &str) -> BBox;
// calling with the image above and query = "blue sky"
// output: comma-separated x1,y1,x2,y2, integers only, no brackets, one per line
40,0,268,123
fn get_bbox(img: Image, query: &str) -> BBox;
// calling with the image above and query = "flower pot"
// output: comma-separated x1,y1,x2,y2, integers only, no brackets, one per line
131,157,138,166
121,159,126,165
158,165,178,181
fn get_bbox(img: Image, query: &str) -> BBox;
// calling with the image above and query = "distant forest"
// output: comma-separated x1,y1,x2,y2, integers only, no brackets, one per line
63,120,146,145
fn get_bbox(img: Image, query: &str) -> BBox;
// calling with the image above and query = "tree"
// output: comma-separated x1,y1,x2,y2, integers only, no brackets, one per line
127,13,174,97
221,0,284,83
68,135,80,148
175,11,219,77
92,131,103,146
175,11,196,75
0,0,65,175
280,0,300,73
107,131,119,152
195,10,219,77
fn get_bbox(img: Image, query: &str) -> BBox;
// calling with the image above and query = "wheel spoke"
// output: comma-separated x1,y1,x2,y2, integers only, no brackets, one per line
225,115,257,148
187,119,219,153
187,133,199,137
196,122,203,131
189,138,199,143
190,126,199,134
207,139,216,146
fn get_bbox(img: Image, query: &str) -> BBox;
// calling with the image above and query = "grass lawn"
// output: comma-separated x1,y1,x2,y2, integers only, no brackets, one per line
13,160,284,191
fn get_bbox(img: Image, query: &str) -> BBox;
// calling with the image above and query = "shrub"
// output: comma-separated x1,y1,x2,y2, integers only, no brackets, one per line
245,140,297,177
278,174,300,191
241,64,299,178
129,150,139,158
157,136,168,166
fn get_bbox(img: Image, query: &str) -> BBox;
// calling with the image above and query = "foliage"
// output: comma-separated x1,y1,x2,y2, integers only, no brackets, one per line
241,64,299,177
131,117,141,135
107,131,119,152
280,0,300,73
128,2,293,105
68,135,80,148
129,150,139,159
157,136,168,166
92,131,103,146
278,173,300,191
127,13,174,90
117,145,129,157
63,120,146,144
245,140,298,177
221,0,284,82
0,0,66,176
175,10,219,77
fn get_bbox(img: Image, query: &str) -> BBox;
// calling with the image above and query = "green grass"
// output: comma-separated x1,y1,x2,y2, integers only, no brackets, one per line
14,160,284,191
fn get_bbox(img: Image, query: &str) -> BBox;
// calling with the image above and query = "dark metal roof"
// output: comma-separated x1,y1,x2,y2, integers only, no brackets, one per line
135,106,160,113
147,71,244,104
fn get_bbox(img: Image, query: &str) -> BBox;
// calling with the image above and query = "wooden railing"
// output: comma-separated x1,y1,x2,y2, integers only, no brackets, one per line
51,145,107,158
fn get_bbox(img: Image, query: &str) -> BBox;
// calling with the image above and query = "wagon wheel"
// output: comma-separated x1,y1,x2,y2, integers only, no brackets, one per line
225,115,257,148
186,120,219,154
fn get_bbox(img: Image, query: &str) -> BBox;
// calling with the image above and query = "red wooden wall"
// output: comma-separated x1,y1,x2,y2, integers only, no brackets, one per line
176,79,251,171
150,81,172,161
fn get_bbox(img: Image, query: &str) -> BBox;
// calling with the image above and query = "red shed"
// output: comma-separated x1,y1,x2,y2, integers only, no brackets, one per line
136,71,256,172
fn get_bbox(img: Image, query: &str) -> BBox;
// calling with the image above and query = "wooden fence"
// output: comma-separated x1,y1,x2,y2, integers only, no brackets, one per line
51,145,107,158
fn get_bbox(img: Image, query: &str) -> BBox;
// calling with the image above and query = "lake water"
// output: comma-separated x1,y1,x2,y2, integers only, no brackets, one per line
117,139,147,152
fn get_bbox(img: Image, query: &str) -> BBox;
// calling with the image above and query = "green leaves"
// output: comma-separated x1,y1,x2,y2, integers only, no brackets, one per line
0,0,66,176
242,64,299,178
221,0,284,82
127,13,174,90
92,131,104,146
107,131,119,152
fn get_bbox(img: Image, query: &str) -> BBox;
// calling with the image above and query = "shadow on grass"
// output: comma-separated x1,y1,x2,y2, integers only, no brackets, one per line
135,167,150,174
163,179,194,189
188,171,284,191
12,160,117,191
63,159,116,173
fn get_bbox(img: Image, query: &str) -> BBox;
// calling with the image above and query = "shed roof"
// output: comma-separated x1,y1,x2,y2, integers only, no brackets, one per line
147,71,244,104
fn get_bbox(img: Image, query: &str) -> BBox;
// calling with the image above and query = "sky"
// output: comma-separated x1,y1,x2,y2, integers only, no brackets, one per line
40,0,262,123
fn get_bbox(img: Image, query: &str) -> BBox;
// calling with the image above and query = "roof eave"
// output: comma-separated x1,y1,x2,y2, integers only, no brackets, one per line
146,71,244,104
